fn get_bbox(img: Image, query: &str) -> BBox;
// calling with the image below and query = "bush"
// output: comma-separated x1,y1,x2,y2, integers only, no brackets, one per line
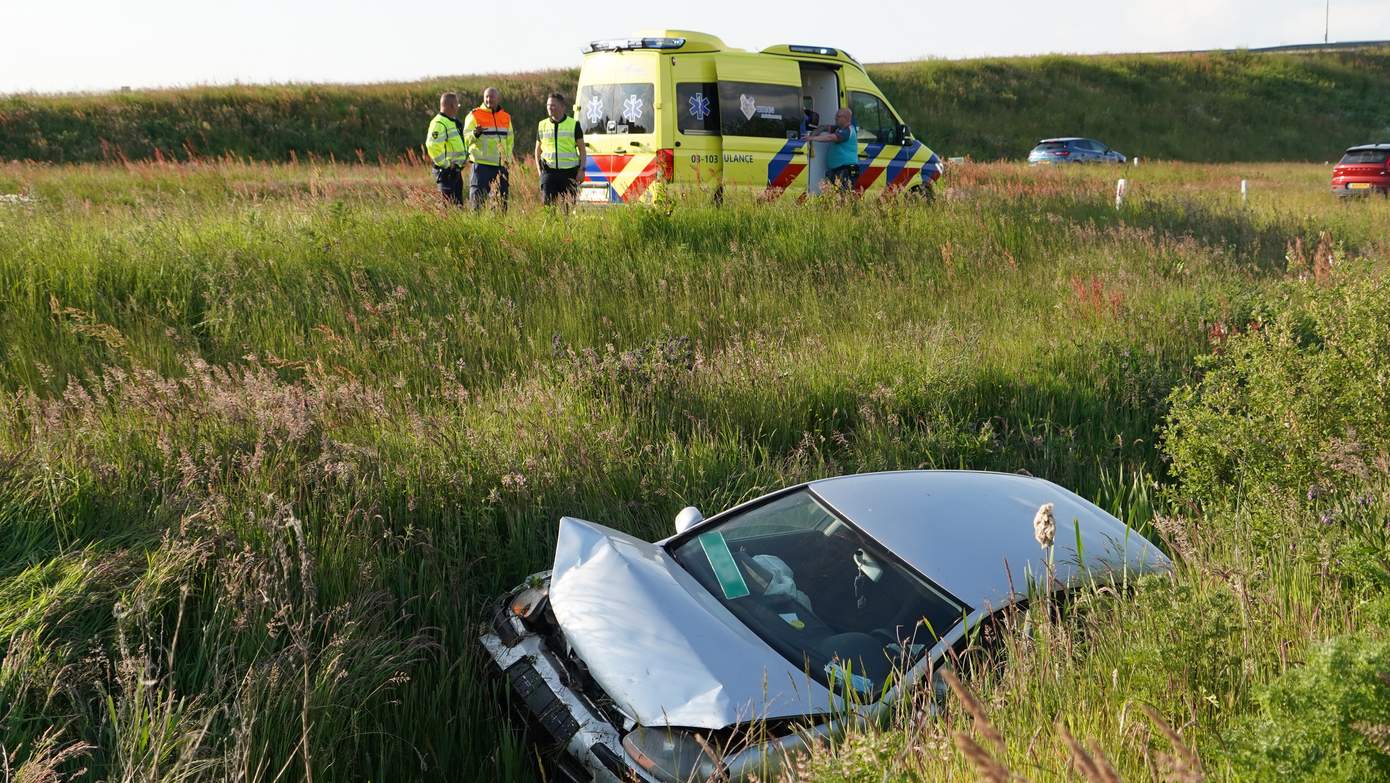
1224,632,1390,782
1164,265,1390,521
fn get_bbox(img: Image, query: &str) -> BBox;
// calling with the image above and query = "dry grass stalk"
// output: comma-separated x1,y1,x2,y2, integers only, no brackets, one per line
3,729,94,783
1313,231,1334,284
952,732,1015,783
940,669,1024,781
1032,503,1056,549
940,669,1006,754
1056,721,1122,783
1139,705,1204,783
1353,721,1390,757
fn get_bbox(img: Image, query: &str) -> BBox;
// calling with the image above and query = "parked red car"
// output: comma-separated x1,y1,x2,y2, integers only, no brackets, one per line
1331,144,1390,196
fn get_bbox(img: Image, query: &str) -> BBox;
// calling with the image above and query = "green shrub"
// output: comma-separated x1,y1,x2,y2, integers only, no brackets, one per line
1164,266,1390,520
1224,632,1390,782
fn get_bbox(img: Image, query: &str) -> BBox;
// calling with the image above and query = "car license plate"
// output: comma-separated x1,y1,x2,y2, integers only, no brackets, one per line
1348,182,1372,190
578,185,611,204
507,661,580,742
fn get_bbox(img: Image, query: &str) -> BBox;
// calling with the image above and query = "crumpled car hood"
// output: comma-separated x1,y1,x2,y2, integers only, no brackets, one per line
548,516,840,730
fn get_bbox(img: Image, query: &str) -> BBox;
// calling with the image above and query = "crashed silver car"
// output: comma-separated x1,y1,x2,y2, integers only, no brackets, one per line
480,470,1170,782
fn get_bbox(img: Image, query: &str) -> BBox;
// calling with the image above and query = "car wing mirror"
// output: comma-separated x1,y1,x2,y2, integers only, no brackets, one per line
898,124,912,144
674,506,704,534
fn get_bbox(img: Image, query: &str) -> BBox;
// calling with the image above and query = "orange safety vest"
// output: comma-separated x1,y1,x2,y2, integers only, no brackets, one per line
463,106,513,166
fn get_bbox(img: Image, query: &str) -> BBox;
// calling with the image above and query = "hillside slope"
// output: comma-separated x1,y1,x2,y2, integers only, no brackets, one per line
2,47,1388,163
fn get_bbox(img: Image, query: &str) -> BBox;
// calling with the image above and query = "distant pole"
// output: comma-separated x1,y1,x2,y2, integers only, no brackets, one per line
1325,0,1330,44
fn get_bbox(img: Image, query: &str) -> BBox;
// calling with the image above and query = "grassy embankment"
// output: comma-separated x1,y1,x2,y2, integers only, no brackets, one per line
3,46,1390,164
0,160,1388,781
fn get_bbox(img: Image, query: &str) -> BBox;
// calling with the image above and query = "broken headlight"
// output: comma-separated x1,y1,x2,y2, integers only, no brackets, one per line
621,726,724,783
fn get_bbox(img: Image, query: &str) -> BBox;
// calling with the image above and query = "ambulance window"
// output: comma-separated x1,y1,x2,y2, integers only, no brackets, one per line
718,82,801,139
578,83,655,135
677,82,720,135
849,91,902,145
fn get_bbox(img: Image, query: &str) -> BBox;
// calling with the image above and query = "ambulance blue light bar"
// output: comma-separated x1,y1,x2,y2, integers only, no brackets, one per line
789,45,839,57
586,37,686,52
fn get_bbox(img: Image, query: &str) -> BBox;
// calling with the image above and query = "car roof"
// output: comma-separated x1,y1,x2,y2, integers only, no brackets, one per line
1038,137,1089,143
1345,143,1390,151
805,470,1168,610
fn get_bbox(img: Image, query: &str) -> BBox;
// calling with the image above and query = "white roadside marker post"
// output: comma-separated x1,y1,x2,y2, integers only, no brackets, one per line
1115,178,1128,210
1133,156,1140,167
1241,179,1248,207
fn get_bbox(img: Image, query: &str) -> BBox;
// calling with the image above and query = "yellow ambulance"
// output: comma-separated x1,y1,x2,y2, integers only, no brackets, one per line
575,30,942,204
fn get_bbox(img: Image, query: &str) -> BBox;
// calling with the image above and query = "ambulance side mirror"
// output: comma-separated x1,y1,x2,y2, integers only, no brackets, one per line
898,124,913,144
675,506,704,535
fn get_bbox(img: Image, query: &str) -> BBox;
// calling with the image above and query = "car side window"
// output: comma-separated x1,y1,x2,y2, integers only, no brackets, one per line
717,81,801,139
849,91,902,145
676,82,720,136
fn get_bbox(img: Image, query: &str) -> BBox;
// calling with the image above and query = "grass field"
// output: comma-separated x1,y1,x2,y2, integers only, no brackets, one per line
4,46,1390,164
1,159,1388,782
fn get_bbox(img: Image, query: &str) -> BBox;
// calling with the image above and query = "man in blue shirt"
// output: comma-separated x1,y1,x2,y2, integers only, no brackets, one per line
805,107,859,193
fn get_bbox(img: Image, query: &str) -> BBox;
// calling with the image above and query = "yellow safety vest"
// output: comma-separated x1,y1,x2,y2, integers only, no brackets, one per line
536,116,580,170
425,113,467,168
463,105,513,167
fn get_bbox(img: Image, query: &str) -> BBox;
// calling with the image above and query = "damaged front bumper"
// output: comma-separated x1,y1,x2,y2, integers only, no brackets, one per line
480,574,652,783
480,572,843,783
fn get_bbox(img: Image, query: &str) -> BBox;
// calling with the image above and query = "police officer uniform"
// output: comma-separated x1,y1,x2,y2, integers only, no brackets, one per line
537,115,584,206
424,111,468,205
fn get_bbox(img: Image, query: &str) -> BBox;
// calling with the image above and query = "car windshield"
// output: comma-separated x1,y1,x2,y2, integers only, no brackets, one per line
669,490,966,697
1341,149,1389,164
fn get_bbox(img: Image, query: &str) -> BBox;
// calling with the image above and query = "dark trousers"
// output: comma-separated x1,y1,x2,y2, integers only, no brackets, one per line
470,164,509,209
434,166,464,206
539,166,580,206
826,164,860,192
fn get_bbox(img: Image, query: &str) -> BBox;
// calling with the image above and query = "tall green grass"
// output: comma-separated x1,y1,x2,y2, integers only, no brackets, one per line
0,160,1387,780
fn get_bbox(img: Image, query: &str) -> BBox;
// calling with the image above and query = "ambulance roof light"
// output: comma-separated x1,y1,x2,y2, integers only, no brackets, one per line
587,37,687,53
789,45,839,57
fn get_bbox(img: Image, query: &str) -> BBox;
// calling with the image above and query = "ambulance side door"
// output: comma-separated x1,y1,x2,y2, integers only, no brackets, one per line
845,71,916,195
715,54,807,197
667,55,722,195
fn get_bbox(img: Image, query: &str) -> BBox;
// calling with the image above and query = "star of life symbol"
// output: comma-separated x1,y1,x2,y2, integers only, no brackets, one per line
688,92,711,121
585,95,605,125
621,94,645,123
739,93,757,121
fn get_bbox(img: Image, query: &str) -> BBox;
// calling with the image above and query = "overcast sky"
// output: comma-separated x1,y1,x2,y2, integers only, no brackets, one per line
4,0,1389,94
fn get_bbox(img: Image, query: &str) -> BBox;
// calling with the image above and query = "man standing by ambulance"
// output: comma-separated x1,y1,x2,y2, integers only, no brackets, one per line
424,92,468,206
463,87,514,209
534,92,586,208
805,107,860,194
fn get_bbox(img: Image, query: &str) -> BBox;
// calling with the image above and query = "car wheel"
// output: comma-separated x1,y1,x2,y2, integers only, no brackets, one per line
908,184,936,204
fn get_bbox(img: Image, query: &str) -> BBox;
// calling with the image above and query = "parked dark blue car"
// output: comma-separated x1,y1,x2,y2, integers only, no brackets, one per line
1028,137,1126,165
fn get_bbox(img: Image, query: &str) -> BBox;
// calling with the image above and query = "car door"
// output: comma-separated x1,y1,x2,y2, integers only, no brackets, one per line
716,53,807,198
848,90,913,195
670,55,722,196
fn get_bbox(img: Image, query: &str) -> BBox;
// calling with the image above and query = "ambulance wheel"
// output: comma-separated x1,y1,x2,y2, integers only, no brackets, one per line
909,184,936,204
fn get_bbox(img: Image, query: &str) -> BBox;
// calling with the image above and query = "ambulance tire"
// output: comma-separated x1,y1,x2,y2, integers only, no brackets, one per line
712,185,725,208
909,183,936,204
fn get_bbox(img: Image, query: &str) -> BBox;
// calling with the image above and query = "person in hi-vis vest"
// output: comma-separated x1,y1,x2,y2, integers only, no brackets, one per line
424,92,468,206
534,92,586,208
463,87,514,210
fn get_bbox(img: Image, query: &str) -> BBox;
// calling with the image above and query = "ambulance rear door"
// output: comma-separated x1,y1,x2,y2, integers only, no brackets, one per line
669,54,722,197
715,53,807,198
